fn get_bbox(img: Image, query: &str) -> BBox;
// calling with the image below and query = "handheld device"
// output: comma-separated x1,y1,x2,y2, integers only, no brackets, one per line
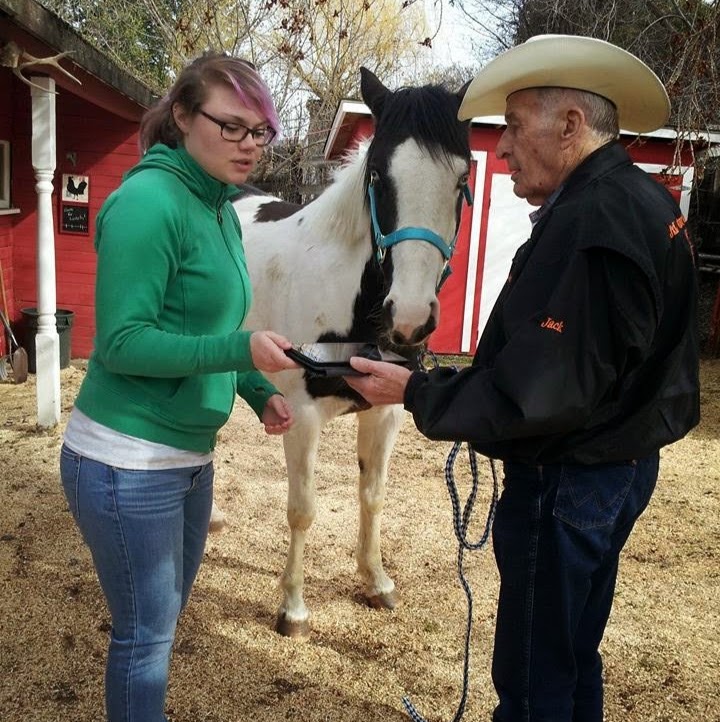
285,342,410,377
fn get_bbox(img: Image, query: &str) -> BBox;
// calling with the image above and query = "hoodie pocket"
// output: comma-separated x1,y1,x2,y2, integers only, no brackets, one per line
127,372,236,432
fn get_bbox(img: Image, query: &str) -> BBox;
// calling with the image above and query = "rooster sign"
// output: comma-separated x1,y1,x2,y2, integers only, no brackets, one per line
61,174,89,203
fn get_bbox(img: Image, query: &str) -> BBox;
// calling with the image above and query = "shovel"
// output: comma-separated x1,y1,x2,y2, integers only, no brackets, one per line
0,258,28,384
0,309,28,384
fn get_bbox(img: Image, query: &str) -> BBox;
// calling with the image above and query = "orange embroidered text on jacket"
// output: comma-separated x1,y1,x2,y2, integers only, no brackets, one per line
540,316,565,333
667,214,686,239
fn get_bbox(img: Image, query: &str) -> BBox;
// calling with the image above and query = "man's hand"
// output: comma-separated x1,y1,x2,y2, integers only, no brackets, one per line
261,394,294,435
343,356,412,406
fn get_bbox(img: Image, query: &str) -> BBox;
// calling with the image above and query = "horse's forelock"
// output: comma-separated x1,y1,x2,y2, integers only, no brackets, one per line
373,84,470,164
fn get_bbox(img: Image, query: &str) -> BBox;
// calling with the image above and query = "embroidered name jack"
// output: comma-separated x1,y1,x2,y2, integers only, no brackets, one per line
667,214,686,239
540,316,564,333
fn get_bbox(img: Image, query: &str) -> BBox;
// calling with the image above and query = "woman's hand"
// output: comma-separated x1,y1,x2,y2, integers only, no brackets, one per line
261,394,294,435
250,331,299,373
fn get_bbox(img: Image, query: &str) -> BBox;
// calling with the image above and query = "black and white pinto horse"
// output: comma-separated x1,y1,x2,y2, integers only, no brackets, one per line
216,68,471,637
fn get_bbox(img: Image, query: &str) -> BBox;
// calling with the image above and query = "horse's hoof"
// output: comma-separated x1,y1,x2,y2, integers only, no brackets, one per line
366,589,399,610
275,614,310,638
208,512,228,534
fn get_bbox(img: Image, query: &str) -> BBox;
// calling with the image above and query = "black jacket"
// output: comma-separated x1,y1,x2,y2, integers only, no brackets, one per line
404,142,700,464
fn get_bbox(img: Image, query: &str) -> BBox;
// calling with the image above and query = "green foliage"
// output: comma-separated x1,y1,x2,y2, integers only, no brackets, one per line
41,0,174,91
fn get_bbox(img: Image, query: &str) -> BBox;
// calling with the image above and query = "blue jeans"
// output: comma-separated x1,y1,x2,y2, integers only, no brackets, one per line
60,444,214,722
491,453,659,722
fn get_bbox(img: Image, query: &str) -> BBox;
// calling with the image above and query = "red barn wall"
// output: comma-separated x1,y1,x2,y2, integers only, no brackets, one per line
0,72,18,357
9,78,141,359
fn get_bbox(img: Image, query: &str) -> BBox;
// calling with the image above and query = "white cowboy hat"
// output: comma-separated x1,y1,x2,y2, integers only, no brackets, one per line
458,34,670,133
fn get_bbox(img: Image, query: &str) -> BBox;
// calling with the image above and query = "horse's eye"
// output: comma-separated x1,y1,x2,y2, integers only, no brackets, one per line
458,173,470,188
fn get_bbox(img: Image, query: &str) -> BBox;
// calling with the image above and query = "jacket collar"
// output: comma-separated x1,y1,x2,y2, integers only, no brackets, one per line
132,144,238,209
558,140,631,201
528,142,630,242
174,146,238,209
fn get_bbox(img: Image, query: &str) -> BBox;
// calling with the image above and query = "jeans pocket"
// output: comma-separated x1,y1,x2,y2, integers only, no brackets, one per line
553,462,636,530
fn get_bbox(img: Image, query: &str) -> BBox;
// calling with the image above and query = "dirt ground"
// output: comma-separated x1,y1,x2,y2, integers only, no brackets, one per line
0,358,718,722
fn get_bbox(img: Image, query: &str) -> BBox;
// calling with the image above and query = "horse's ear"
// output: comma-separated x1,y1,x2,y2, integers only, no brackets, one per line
360,67,390,119
456,78,472,104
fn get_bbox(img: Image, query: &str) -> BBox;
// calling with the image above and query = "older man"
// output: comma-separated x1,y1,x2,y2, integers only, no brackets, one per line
346,35,699,722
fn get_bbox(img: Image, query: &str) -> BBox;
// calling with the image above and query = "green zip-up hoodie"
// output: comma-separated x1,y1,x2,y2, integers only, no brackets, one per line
74,144,278,453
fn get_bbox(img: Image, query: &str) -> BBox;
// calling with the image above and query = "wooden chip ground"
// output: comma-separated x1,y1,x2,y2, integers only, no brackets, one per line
1,359,718,722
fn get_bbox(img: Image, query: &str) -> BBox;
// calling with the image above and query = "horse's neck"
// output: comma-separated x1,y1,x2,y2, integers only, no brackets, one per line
302,154,368,244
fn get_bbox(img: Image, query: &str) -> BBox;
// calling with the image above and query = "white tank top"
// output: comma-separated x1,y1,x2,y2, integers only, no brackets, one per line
63,407,213,470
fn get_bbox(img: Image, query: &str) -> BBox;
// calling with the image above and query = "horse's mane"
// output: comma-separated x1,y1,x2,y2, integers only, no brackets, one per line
301,143,368,240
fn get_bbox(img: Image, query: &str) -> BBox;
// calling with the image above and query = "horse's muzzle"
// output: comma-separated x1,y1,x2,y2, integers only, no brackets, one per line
383,300,438,346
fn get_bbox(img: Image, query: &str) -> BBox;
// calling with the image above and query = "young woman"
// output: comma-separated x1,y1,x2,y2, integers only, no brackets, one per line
59,52,298,722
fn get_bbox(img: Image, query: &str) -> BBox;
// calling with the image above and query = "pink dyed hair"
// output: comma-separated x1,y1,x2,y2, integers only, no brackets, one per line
139,51,281,154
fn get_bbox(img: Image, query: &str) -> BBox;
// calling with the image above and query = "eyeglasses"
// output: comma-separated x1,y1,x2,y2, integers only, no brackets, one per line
198,109,276,146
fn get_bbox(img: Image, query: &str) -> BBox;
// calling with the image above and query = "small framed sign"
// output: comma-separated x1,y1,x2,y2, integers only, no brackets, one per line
61,203,90,235
61,174,89,204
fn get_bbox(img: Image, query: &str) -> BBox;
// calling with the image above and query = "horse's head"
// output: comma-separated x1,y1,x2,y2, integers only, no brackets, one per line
360,67,472,347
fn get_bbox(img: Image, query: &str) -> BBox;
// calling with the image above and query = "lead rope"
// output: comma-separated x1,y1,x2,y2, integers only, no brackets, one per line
402,355,499,722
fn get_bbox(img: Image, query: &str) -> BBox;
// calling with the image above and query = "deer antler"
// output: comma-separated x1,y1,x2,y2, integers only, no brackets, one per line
0,39,81,93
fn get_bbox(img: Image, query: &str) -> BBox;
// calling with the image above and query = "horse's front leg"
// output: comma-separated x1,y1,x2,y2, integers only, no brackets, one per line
275,406,322,638
356,404,404,609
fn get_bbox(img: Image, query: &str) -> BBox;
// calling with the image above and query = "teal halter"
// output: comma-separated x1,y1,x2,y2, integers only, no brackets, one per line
367,170,473,291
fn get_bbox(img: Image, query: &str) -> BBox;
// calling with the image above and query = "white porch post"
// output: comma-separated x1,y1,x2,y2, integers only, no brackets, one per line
31,75,60,428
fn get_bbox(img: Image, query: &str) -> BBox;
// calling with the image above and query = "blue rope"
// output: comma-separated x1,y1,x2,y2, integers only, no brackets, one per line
402,440,499,722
